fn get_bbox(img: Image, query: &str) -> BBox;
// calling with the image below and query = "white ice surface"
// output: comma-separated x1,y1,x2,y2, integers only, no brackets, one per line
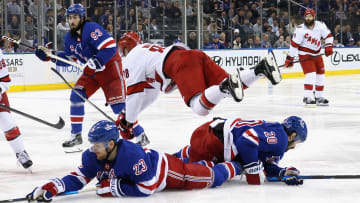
1,75,360,202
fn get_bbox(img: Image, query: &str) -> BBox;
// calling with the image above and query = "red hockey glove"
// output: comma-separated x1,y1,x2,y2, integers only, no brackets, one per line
26,178,65,202
83,56,104,77
325,46,333,56
97,179,122,197
284,55,294,68
115,111,134,140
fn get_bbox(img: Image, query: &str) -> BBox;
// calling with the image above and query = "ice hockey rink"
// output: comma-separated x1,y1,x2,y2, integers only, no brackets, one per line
0,74,360,203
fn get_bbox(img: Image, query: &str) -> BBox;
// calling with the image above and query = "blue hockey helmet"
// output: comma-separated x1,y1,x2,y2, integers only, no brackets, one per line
66,4,86,17
88,120,120,144
282,116,307,142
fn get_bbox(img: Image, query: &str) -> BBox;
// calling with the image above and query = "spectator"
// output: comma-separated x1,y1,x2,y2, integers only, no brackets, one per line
272,19,280,36
273,35,288,48
241,18,254,38
219,32,229,48
268,12,276,27
243,37,255,48
25,15,35,40
208,34,226,49
266,26,277,45
266,3,277,17
219,11,229,31
106,23,114,36
250,3,260,24
356,40,360,47
91,8,101,23
187,31,197,49
286,18,297,36
56,17,70,50
8,15,20,36
137,24,147,42
333,39,344,47
254,36,262,48
232,35,242,48
203,36,212,49
29,0,39,20
57,8,67,24
348,38,356,47
207,18,218,35
150,18,161,38
173,32,183,43
353,25,360,42
7,0,21,18
333,24,341,42
100,8,110,28
236,9,246,25
228,2,236,17
138,1,150,18
261,33,272,48
342,25,352,46
252,18,262,37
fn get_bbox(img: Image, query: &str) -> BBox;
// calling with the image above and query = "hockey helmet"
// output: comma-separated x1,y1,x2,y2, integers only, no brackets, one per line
304,8,315,17
66,4,86,17
118,32,142,56
88,120,120,144
282,116,307,142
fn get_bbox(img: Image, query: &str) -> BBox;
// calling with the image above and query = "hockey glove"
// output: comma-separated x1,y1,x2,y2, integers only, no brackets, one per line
83,56,104,77
325,46,333,56
284,55,294,68
244,160,266,185
97,178,122,197
115,111,134,140
26,178,65,202
279,167,303,185
35,48,50,62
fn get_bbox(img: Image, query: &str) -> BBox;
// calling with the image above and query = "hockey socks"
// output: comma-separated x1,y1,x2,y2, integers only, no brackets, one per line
211,161,241,188
70,102,84,134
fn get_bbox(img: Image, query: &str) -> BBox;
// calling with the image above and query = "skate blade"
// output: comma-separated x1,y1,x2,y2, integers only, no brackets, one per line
316,103,329,106
304,104,316,108
63,146,84,153
231,73,244,102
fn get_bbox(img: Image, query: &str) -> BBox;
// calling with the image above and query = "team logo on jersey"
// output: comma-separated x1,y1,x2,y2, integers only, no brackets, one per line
304,33,321,47
91,28,103,40
70,45,75,52
264,131,277,144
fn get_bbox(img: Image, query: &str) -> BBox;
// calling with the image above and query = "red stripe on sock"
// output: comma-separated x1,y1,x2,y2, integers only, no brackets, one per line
5,127,21,141
304,84,313,90
200,92,215,109
315,85,324,91
71,117,84,122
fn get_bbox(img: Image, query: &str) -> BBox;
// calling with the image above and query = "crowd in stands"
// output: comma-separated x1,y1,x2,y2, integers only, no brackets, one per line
2,0,360,52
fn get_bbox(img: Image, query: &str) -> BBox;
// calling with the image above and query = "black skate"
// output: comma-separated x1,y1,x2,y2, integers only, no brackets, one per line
254,51,282,85
303,97,316,107
16,150,33,170
316,97,329,106
63,133,83,153
219,70,244,102
134,133,150,146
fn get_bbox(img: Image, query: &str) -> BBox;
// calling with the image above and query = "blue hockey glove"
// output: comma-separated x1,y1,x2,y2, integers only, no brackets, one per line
26,178,65,202
281,176,303,185
35,48,50,61
279,167,302,185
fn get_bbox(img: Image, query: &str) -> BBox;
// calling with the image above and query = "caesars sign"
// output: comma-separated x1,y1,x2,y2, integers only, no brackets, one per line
204,50,267,73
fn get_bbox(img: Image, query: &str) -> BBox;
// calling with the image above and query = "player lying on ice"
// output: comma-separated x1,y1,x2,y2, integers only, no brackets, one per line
26,120,243,202
174,116,307,185
115,32,282,143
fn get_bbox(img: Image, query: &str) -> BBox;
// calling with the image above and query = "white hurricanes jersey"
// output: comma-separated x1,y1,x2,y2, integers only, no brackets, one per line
0,49,11,94
123,43,188,123
289,21,333,57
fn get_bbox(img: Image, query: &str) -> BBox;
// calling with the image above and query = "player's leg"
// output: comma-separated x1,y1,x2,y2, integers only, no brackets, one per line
314,57,329,106
165,154,241,190
63,75,99,150
241,51,282,87
0,93,32,169
299,55,316,106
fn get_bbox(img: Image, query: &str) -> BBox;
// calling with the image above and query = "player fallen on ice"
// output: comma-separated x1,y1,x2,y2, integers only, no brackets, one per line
26,120,242,201
115,32,282,142
174,116,307,186
284,8,333,107
0,47,33,170
34,4,148,152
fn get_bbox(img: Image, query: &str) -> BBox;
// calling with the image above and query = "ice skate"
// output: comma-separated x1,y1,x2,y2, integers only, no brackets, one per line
16,150,33,171
134,132,150,146
303,97,316,108
62,133,83,153
316,97,329,106
220,70,244,102
254,51,282,85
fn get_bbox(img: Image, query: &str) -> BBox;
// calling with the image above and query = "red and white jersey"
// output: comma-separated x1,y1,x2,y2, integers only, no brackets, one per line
0,49,11,94
289,21,333,57
123,43,187,123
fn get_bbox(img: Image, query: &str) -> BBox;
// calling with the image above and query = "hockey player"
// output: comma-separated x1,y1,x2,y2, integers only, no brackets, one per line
116,32,282,140
285,8,333,106
174,116,307,186
35,4,147,151
26,120,242,201
0,49,33,170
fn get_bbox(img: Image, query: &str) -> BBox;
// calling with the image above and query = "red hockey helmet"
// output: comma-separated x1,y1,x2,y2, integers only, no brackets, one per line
304,8,315,17
118,32,142,56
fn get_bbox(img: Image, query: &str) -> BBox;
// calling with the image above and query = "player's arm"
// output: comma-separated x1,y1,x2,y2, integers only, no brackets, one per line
321,23,334,56
285,27,303,68
236,128,266,185
0,58,11,95
26,150,97,202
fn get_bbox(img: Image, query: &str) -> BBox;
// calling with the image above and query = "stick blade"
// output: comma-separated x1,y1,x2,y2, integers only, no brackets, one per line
54,117,65,129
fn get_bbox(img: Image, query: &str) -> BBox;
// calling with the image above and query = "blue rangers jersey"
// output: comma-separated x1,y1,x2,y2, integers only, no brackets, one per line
60,139,168,197
56,21,117,67
221,117,288,177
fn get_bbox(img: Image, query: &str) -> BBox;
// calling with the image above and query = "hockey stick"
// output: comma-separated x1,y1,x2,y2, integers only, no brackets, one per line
278,53,326,68
50,67,116,123
0,103,64,129
267,174,360,182
1,35,34,50
0,187,96,203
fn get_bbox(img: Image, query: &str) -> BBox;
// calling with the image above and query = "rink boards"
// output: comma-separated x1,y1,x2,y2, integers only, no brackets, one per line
4,47,360,92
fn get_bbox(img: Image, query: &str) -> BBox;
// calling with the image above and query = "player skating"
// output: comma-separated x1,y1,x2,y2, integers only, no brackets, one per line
285,8,333,107
26,120,242,201
35,4,146,151
116,32,282,141
0,48,33,171
175,116,307,185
